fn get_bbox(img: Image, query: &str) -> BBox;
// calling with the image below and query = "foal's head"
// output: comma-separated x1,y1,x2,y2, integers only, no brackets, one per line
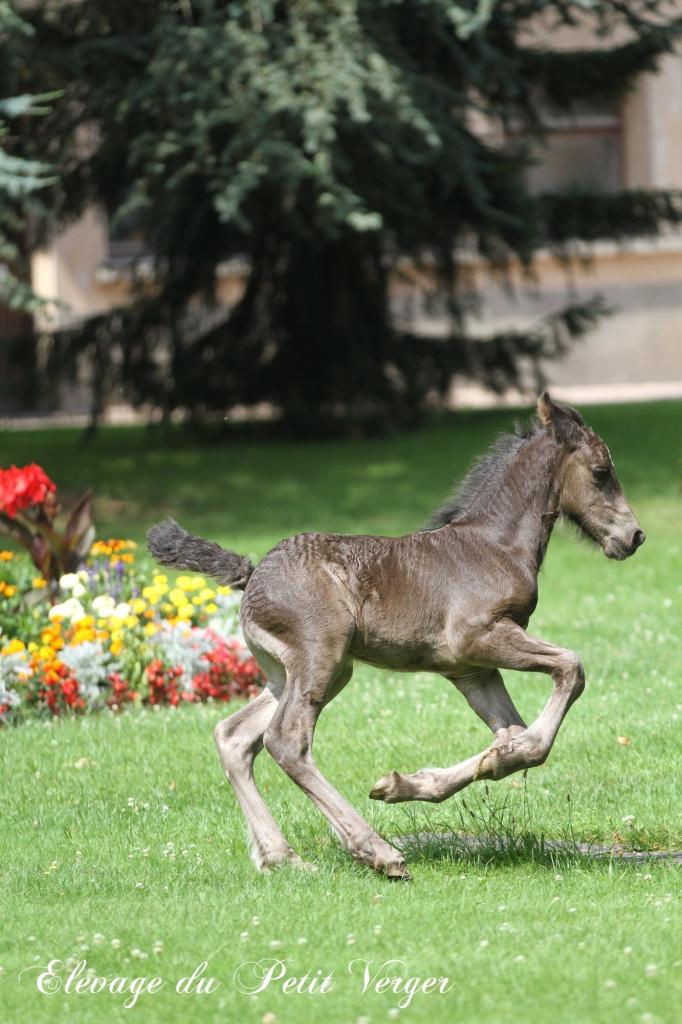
538,392,645,560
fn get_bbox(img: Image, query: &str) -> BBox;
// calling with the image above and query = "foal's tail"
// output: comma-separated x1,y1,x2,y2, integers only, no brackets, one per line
146,519,255,590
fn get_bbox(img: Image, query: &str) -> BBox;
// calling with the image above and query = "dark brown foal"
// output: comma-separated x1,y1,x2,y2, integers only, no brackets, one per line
148,393,644,878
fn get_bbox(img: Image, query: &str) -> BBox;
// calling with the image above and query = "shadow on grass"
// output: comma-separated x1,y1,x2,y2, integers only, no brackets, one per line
390,782,682,869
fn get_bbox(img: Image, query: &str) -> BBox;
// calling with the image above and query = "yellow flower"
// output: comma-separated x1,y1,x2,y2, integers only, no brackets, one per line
143,622,157,637
124,615,139,628
142,586,161,604
38,645,54,661
130,598,146,615
205,602,218,615
169,588,186,608
3,584,17,598
110,629,124,644
72,629,96,645
152,574,168,586
110,640,123,655
199,587,215,601
177,603,194,620
108,615,124,630
2,638,25,655
217,585,232,596
28,642,38,653
32,577,47,589
0,550,14,561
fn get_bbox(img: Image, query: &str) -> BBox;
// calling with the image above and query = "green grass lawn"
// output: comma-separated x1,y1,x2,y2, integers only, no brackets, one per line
1,401,681,1024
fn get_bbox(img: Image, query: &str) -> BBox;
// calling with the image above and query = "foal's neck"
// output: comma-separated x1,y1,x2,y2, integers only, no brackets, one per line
490,431,563,572
454,431,563,575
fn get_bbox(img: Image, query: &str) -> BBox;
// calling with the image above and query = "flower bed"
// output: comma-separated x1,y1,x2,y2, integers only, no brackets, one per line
0,540,264,723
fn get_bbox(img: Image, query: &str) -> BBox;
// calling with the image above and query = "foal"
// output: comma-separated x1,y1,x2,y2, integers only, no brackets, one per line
148,393,644,878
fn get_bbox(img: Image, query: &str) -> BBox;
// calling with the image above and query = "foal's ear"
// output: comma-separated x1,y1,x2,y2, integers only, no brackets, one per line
537,391,585,440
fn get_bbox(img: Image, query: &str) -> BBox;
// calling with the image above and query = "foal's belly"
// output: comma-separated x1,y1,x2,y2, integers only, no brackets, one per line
349,633,460,674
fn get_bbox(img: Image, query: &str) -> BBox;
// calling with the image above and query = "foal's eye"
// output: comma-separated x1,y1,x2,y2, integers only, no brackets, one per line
591,467,609,483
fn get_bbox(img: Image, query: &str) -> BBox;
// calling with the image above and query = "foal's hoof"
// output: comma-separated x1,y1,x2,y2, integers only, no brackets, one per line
259,850,317,873
370,770,409,803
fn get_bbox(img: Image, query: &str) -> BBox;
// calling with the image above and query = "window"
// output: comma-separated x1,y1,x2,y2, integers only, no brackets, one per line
507,102,623,193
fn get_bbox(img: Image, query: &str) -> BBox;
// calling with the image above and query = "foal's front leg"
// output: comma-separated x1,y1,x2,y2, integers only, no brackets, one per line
370,621,584,804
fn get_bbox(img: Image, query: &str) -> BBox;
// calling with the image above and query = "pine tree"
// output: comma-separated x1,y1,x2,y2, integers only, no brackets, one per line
12,0,682,433
0,1,57,314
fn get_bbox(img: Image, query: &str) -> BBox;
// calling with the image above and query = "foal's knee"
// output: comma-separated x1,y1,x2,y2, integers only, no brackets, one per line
557,650,585,701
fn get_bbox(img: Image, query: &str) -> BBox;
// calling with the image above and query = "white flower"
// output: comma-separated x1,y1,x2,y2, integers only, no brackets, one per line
92,595,115,614
59,573,80,591
49,598,87,623
113,602,131,619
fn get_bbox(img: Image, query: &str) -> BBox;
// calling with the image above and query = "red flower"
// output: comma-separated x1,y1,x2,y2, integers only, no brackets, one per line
0,464,57,518
107,672,139,710
39,666,85,715
191,636,264,704
146,659,196,707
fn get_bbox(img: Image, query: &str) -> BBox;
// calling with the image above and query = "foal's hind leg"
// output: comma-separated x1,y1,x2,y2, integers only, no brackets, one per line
454,668,527,751
214,690,310,870
264,657,410,879
370,621,584,804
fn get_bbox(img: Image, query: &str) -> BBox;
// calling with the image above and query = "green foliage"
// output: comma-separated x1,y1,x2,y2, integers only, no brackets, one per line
0,4,58,313
11,0,682,430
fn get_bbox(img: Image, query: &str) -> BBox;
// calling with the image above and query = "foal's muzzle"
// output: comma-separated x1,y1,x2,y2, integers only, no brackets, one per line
604,528,645,560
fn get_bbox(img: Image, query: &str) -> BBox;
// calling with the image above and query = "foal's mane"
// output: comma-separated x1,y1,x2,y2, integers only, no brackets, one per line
423,418,545,531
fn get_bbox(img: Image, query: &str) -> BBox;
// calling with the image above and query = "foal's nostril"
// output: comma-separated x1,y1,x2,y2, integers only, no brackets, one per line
632,530,645,550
